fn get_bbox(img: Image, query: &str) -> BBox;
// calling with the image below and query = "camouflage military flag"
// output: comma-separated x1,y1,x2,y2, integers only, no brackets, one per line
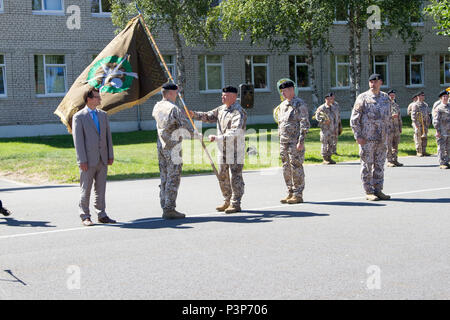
55,16,167,133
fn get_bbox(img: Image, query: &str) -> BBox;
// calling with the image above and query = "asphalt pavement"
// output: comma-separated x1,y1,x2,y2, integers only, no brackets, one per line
0,155,449,300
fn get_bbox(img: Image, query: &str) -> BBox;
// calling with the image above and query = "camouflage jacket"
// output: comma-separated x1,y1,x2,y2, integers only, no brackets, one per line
389,100,402,135
350,90,391,142
432,103,450,136
315,102,341,136
152,99,195,150
409,101,431,128
278,96,310,144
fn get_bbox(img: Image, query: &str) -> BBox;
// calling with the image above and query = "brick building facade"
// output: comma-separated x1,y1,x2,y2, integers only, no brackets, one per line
0,0,449,137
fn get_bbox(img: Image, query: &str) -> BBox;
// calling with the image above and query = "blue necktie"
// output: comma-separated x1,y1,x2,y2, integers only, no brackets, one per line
91,110,100,134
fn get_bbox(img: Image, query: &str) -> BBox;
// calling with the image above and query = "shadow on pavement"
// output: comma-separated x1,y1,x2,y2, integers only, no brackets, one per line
308,201,385,207
0,185,77,192
0,217,56,228
115,210,329,230
389,198,450,203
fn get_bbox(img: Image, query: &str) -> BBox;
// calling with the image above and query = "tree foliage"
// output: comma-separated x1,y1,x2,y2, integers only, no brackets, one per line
425,0,450,37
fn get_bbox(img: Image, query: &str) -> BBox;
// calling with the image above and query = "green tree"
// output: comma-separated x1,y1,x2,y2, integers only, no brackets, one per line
425,0,450,37
109,0,220,92
209,0,336,109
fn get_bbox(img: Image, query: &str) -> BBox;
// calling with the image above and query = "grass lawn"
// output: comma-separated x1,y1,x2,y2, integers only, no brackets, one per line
0,118,437,184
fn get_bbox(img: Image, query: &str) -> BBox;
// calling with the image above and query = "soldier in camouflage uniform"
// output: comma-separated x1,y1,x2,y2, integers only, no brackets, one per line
407,91,431,157
189,86,247,214
350,74,391,201
277,81,310,204
432,90,450,169
152,83,199,219
315,92,341,165
386,89,403,167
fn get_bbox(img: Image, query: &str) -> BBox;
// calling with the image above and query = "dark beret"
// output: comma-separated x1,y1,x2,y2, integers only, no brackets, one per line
368,73,382,81
439,90,449,97
325,92,334,98
278,81,295,90
412,91,424,99
222,86,238,93
387,89,396,95
162,83,178,90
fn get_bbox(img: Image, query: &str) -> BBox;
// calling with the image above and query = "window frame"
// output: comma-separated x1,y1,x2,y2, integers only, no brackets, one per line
91,0,112,17
405,55,424,88
333,6,349,25
35,54,68,97
0,54,6,98
440,54,450,86
245,55,270,92
372,55,390,88
0,0,4,13
289,55,311,91
198,55,224,93
32,0,65,15
331,55,351,89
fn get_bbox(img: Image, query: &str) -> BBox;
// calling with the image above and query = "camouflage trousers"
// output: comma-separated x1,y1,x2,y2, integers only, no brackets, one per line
436,136,450,165
359,141,387,194
320,131,338,157
386,133,400,162
413,124,428,153
218,163,245,207
280,142,305,196
158,147,182,211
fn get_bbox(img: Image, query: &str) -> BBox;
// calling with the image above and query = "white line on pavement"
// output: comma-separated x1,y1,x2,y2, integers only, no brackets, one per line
1,186,449,241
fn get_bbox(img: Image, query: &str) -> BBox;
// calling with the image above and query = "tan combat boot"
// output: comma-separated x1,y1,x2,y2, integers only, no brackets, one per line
387,161,396,167
287,195,303,204
439,164,449,169
366,194,380,201
224,205,241,214
280,192,293,204
322,156,331,165
216,201,230,212
416,152,423,157
162,209,186,219
375,191,391,200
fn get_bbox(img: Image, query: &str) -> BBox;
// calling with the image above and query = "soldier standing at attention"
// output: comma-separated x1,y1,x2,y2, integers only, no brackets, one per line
432,90,450,169
315,92,341,165
350,74,391,201
408,91,431,157
277,81,310,204
189,86,247,214
152,83,199,219
386,89,403,167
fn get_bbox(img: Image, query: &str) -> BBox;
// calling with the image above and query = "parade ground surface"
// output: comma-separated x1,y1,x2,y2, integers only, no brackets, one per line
0,155,449,300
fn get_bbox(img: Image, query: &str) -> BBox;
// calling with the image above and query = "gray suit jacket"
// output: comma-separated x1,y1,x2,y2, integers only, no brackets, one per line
72,106,114,167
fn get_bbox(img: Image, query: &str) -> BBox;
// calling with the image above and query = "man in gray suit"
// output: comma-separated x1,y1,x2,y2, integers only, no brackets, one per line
72,88,116,226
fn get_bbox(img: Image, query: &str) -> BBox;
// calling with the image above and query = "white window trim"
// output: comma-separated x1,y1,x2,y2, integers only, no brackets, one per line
36,54,67,97
199,55,224,93
333,7,349,24
373,55,389,88
291,55,311,90
440,55,450,86
406,55,424,87
410,1,425,26
32,0,65,15
331,55,351,90
0,54,6,97
92,0,112,17
246,56,270,92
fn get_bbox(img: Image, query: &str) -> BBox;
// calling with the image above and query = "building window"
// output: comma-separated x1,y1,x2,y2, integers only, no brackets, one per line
372,55,389,87
405,55,424,86
198,55,224,92
245,56,269,91
410,1,425,26
0,0,4,13
330,55,350,88
34,55,67,96
162,55,176,82
32,0,64,14
91,0,111,16
334,6,348,24
0,55,6,97
440,54,450,86
289,55,310,89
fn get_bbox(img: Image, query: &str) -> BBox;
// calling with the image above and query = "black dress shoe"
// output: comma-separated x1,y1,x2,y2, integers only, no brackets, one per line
0,206,11,216
98,216,117,224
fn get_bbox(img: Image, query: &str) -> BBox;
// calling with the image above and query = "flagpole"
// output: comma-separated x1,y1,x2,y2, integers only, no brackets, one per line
135,7,222,181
